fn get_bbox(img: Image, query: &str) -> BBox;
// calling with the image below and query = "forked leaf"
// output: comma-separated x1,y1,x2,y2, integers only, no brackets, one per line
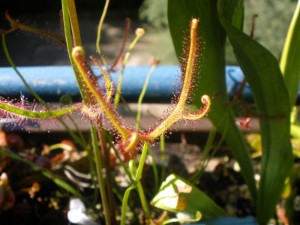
168,0,257,201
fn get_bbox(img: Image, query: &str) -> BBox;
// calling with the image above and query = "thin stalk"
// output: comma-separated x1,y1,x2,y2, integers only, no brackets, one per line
160,134,166,183
85,140,99,207
134,143,151,218
0,102,82,119
98,126,117,225
90,56,113,100
136,181,150,218
120,185,135,225
91,127,111,225
61,0,88,103
135,63,157,129
148,149,159,193
66,0,82,47
61,2,112,225
120,143,151,224
96,0,110,66
110,18,131,71
104,132,134,183
114,28,145,107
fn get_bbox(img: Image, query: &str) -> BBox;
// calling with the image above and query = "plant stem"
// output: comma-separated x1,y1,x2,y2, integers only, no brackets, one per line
134,143,151,218
0,101,82,119
135,63,157,129
121,185,135,225
96,0,110,66
114,29,145,107
66,0,82,47
91,128,111,225
72,47,130,138
98,127,117,225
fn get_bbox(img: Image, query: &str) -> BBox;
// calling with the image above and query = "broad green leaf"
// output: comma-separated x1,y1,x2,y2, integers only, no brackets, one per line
280,0,300,107
218,1,293,224
168,0,257,201
151,174,227,218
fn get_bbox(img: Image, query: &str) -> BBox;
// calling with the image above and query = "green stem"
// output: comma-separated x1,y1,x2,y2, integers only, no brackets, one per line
104,133,134,183
61,2,112,225
98,127,117,225
160,134,166,183
91,128,111,225
148,149,159,193
96,0,110,66
134,143,151,218
120,185,135,225
66,0,82,47
120,143,151,224
0,102,82,119
135,64,157,129
114,29,145,107
61,0,88,103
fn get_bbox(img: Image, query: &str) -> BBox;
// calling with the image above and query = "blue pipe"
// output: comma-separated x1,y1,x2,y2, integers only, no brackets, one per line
0,65,255,103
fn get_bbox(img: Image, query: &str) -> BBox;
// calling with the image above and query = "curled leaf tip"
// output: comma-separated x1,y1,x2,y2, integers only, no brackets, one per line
191,18,200,29
182,95,211,120
135,28,145,37
72,46,85,57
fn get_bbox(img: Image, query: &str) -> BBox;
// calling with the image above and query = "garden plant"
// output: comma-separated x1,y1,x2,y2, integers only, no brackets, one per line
0,0,300,225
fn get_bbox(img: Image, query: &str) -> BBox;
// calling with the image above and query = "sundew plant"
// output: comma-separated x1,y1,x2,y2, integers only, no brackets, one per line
0,0,211,224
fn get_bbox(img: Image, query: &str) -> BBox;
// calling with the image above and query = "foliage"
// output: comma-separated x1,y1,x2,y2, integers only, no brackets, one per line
139,0,168,28
139,0,297,65
168,0,300,225
0,0,300,225
0,0,212,224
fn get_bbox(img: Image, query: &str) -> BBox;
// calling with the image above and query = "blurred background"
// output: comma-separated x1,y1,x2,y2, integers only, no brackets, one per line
0,0,298,66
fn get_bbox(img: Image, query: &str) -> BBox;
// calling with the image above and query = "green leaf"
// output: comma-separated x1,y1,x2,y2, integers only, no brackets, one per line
218,1,293,224
151,174,227,218
280,1,300,107
168,0,257,201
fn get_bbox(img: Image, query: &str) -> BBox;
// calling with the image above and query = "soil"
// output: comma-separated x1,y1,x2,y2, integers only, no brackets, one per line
0,131,299,225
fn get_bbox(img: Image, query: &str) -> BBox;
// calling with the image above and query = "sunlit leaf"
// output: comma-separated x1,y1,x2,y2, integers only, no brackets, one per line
151,174,227,219
218,1,293,224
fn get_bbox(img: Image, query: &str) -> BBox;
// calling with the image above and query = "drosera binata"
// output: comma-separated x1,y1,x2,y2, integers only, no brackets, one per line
71,18,211,162
0,18,210,163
